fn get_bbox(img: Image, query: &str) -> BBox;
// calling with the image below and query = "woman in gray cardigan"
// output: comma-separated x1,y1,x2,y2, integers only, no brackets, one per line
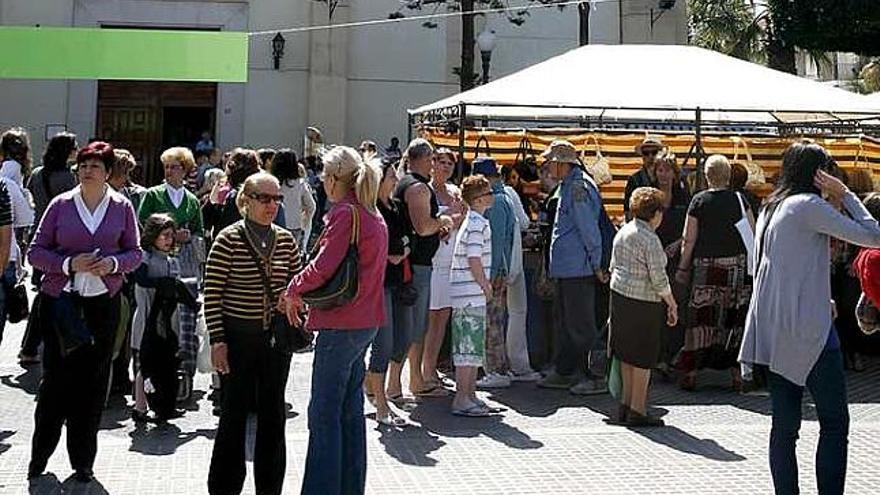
739,141,880,495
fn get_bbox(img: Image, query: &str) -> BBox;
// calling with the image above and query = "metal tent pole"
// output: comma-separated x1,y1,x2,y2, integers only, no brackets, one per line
458,103,467,181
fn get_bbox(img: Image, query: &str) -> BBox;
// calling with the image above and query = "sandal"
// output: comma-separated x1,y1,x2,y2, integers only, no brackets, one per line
387,393,419,411
413,385,449,398
473,398,507,413
451,403,491,418
376,411,409,427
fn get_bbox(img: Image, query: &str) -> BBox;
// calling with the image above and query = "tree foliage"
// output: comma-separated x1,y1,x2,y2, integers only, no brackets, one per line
688,0,766,63
769,0,880,56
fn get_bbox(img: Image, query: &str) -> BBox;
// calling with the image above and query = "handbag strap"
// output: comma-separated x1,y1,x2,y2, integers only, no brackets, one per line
237,223,277,327
735,192,749,222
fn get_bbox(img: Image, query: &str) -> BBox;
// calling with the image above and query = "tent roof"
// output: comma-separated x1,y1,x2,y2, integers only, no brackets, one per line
411,45,880,124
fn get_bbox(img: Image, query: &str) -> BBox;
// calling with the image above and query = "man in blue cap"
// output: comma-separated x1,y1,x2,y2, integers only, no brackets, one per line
472,157,516,388
538,140,608,395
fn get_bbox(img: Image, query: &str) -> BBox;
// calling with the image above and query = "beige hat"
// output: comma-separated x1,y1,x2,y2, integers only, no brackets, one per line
541,140,579,164
635,136,664,154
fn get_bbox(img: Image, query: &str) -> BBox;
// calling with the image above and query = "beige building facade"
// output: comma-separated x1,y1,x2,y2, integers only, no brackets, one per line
0,0,685,180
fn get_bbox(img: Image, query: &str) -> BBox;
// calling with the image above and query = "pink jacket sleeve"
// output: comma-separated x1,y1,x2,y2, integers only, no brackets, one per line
113,201,143,274
287,204,353,298
27,199,66,274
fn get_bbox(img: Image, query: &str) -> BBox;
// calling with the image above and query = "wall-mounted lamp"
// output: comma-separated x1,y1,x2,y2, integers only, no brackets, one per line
272,32,286,70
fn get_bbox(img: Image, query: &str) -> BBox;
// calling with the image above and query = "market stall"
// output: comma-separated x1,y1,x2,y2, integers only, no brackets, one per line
409,44,880,219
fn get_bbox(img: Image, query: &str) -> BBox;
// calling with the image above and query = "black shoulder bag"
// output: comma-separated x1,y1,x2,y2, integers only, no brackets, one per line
301,204,360,310
238,224,312,355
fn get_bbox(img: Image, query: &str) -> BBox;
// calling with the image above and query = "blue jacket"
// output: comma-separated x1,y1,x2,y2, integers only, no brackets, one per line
484,180,516,279
549,167,603,279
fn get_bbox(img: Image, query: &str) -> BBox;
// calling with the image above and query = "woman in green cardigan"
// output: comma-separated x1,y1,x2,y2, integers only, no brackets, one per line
137,146,205,398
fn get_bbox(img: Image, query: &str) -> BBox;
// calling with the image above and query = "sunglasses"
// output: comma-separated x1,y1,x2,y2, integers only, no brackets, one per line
248,193,284,205
475,191,493,200
641,148,661,157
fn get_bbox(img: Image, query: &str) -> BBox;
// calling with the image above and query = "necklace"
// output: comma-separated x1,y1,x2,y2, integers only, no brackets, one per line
245,220,273,251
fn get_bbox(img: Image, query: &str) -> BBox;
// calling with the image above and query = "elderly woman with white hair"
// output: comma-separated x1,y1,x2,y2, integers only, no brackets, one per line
675,155,755,392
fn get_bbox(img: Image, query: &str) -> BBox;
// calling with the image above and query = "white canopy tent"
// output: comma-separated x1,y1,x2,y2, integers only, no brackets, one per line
411,44,880,126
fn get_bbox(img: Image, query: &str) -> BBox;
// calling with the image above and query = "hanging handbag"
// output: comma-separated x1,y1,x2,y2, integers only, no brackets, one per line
238,223,313,355
6,275,29,324
301,205,360,310
581,135,613,186
731,136,765,188
855,292,880,335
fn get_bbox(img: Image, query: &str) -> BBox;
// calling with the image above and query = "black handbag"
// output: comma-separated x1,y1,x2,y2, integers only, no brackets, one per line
301,204,360,310
6,279,29,324
238,224,313,355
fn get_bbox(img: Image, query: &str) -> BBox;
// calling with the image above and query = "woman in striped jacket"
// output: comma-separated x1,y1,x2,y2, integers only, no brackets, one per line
204,172,302,495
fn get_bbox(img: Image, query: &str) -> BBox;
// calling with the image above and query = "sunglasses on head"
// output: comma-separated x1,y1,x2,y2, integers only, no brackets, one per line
248,193,284,205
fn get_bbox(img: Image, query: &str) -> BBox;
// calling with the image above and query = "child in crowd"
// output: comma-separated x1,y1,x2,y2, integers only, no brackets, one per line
449,175,495,417
130,214,184,424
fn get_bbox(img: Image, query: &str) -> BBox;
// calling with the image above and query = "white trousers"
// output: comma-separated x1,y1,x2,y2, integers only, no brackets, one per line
506,267,532,374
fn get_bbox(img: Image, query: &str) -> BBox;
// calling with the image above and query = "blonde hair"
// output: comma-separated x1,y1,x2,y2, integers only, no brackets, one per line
160,146,196,172
704,154,731,188
322,146,380,213
236,172,280,217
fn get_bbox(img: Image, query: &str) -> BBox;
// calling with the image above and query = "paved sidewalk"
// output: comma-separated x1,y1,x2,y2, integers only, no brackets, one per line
0,318,878,494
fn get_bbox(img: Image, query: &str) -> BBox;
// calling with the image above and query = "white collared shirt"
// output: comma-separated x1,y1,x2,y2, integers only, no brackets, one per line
165,183,186,209
63,185,116,296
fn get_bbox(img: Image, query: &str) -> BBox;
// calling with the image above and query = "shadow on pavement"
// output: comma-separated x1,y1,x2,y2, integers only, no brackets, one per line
484,384,608,418
376,422,445,467
27,472,110,495
0,429,14,455
1,366,42,396
630,425,747,462
128,423,216,456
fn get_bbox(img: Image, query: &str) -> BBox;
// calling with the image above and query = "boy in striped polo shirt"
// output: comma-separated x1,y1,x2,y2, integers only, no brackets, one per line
449,175,495,417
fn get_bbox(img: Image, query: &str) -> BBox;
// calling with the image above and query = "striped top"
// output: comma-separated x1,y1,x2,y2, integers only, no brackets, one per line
450,210,492,309
204,220,302,343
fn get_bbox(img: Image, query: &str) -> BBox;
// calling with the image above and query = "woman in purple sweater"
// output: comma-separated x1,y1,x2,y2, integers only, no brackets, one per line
26,141,143,485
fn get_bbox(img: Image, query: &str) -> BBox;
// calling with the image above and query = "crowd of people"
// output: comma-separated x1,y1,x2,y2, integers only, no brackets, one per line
0,125,878,495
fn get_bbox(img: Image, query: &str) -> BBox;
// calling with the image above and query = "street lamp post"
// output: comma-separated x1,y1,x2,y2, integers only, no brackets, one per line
476,26,496,127
476,27,497,85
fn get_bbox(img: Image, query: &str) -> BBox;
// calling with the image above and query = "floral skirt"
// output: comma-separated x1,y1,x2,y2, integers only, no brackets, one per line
679,254,751,371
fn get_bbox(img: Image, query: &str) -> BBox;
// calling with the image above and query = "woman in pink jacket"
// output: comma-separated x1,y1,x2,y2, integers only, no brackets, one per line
285,146,387,495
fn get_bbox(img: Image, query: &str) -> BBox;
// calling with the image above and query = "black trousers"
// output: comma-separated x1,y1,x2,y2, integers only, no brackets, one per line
554,277,598,377
208,320,291,495
29,293,120,476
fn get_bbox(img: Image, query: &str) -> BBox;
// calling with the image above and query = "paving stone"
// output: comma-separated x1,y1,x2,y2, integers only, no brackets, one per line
0,319,878,494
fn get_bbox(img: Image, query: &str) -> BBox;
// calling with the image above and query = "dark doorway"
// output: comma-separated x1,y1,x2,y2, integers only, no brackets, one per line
162,107,214,152
96,81,217,185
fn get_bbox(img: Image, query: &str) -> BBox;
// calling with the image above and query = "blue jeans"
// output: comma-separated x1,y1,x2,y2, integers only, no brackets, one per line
302,328,378,495
369,288,413,372
0,262,17,347
409,265,432,344
768,346,849,495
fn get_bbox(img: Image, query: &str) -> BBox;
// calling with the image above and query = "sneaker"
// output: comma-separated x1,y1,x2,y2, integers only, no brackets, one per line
537,372,577,389
511,370,542,383
569,378,608,396
476,372,511,389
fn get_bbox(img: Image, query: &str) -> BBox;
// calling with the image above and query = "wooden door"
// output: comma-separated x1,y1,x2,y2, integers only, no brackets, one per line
96,81,217,185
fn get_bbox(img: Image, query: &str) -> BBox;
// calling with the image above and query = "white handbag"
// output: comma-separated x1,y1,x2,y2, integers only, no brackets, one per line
732,137,765,188
734,192,755,275
582,135,613,186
